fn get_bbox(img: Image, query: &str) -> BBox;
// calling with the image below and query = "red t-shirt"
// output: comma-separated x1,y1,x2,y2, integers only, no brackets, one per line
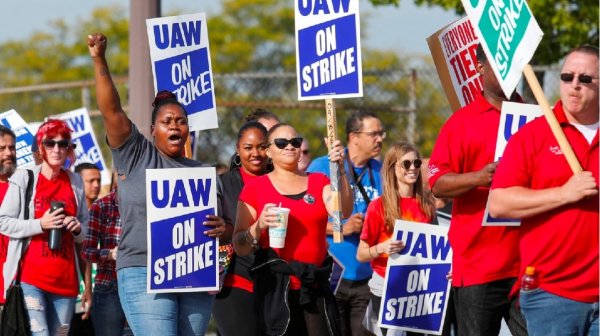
239,173,330,290
428,92,520,287
360,197,431,277
0,181,9,303
492,101,599,303
21,171,79,297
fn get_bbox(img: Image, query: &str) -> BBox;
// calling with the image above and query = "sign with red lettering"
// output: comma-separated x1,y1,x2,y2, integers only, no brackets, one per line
427,17,481,111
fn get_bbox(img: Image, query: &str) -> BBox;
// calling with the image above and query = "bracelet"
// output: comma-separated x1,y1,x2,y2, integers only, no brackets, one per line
368,246,375,259
245,229,258,250
374,244,381,255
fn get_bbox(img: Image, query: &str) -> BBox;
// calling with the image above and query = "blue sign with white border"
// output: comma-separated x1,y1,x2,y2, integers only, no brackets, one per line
0,109,35,168
146,13,218,132
380,220,452,335
146,167,219,293
295,0,363,100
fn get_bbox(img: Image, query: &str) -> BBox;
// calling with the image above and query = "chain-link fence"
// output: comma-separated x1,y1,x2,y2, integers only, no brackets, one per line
0,64,562,167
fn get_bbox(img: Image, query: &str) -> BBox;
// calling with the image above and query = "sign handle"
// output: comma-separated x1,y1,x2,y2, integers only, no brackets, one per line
522,64,582,174
184,135,193,159
325,98,343,243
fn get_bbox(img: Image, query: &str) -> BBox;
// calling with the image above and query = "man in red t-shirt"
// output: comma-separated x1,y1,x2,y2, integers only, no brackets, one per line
0,126,17,318
428,45,527,336
490,45,599,335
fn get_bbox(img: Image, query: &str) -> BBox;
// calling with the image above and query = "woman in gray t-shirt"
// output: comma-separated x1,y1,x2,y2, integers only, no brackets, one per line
88,33,227,336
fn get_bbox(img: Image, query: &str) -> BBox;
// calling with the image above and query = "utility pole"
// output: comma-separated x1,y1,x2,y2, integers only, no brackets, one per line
129,0,161,138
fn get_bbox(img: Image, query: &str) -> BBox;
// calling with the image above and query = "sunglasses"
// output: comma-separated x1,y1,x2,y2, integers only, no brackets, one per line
272,137,303,149
399,158,422,170
42,139,72,149
560,73,598,84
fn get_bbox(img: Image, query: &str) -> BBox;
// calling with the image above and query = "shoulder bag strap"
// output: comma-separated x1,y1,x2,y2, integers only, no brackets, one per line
15,169,34,284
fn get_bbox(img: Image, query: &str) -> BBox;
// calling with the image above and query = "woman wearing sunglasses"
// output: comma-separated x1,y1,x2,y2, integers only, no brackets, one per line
213,121,269,335
0,119,88,335
356,142,436,335
233,123,353,335
88,33,227,335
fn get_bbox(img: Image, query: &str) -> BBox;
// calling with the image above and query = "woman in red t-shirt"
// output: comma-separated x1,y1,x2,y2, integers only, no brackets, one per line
357,142,436,336
233,123,353,335
0,119,87,336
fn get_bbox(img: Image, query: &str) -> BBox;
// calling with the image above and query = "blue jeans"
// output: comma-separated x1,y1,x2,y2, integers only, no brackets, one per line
92,282,126,336
21,282,76,336
520,288,599,336
117,267,214,336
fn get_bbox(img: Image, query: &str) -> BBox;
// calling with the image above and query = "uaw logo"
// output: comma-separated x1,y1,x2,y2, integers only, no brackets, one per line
549,146,563,156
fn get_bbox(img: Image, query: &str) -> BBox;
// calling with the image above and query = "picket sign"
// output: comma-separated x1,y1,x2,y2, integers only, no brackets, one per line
295,0,364,241
461,0,581,174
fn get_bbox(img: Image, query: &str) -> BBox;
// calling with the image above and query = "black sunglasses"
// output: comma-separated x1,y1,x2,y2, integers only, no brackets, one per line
272,137,303,149
560,73,598,84
42,139,73,149
400,158,422,170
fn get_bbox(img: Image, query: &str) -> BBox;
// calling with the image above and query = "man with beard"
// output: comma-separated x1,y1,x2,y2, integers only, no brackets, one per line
0,126,17,318
308,110,384,336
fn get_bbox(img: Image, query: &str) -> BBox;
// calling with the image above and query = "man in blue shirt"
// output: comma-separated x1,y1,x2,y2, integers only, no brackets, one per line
308,110,384,336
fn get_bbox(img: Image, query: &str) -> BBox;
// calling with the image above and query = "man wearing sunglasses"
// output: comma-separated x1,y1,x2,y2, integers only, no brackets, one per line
428,44,527,336
307,110,384,336
489,45,599,335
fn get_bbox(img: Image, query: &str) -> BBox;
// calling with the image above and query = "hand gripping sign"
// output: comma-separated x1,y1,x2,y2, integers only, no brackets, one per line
0,109,35,168
379,221,452,335
146,167,219,293
146,13,218,133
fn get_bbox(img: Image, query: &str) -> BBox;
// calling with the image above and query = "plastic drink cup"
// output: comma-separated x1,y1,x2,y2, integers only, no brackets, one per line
268,207,290,248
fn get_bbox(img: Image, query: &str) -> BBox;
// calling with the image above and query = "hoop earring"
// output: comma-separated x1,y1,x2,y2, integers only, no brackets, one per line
233,153,241,166
267,157,273,164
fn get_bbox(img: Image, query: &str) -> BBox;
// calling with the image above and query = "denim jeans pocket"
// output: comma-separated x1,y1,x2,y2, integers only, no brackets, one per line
94,282,119,294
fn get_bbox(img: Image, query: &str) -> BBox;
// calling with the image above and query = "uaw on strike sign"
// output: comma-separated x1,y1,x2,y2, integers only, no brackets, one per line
146,13,218,132
0,109,35,168
295,0,363,100
146,167,219,293
379,221,452,335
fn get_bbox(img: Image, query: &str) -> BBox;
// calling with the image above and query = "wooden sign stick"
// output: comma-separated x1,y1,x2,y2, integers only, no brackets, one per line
326,98,343,243
522,64,582,173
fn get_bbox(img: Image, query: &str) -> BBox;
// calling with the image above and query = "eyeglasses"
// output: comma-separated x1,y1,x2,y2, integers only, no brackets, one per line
355,131,386,139
302,150,310,155
560,73,598,84
42,139,72,150
399,159,422,170
271,137,303,149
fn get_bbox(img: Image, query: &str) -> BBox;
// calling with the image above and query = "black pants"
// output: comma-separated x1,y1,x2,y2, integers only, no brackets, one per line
285,290,333,336
213,286,259,336
335,279,371,336
453,278,527,336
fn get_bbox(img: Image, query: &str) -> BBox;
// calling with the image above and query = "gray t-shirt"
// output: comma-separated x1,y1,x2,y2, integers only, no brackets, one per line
112,125,213,270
